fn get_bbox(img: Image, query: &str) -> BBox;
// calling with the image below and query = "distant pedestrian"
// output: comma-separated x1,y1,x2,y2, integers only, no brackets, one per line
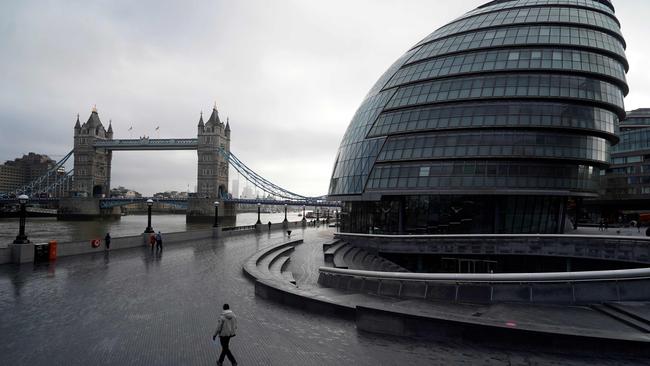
604,220,609,231
268,221,272,231
598,220,604,231
104,232,111,250
213,303,238,366
638,220,642,233
155,231,163,251
149,234,156,251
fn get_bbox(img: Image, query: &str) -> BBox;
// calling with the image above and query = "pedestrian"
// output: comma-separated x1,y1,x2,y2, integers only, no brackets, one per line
598,220,603,231
104,232,111,250
268,221,272,231
638,220,642,233
213,303,238,366
155,231,163,251
604,220,609,231
149,234,156,251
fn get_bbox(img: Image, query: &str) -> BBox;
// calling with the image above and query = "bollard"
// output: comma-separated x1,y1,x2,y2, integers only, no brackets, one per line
48,240,57,261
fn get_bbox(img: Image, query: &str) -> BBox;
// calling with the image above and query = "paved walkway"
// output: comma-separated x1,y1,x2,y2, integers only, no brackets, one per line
0,226,643,365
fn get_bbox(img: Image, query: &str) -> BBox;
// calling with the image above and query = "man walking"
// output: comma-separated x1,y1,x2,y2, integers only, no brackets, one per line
104,232,111,250
155,231,163,251
213,303,237,366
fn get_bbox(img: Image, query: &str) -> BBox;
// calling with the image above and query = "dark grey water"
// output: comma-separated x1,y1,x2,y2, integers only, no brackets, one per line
0,212,307,245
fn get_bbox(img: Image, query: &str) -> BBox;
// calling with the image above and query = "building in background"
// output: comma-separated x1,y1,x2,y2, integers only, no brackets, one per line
589,109,650,224
241,184,254,199
329,0,628,234
0,152,57,194
231,178,240,199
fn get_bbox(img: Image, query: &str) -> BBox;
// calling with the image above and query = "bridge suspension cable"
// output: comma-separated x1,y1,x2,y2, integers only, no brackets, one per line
220,148,324,202
1,150,74,197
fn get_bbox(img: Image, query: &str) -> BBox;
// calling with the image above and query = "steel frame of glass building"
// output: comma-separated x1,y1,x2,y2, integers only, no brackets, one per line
329,0,628,234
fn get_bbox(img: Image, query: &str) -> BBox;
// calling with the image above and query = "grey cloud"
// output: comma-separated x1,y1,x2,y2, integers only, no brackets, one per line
1,0,649,196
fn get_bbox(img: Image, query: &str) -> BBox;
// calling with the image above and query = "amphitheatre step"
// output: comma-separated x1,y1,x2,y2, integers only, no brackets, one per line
606,302,650,325
279,255,297,285
281,268,297,285
260,246,295,277
322,239,341,251
344,247,361,266
333,244,353,269
324,241,347,262
591,304,650,333
269,255,291,279
243,239,304,286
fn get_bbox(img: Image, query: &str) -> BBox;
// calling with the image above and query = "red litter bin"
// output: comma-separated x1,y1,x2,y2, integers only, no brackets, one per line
48,240,57,261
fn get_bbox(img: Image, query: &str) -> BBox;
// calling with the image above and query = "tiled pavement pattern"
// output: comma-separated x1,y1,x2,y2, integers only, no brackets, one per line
0,227,644,365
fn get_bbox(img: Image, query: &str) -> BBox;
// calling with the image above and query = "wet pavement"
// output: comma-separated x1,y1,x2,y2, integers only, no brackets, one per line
0,226,644,365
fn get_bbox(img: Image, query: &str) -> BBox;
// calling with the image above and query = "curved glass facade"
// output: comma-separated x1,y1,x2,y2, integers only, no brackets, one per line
330,0,627,234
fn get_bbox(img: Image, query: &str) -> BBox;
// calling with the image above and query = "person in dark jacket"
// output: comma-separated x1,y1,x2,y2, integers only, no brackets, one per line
104,232,111,250
155,231,163,251
213,303,237,366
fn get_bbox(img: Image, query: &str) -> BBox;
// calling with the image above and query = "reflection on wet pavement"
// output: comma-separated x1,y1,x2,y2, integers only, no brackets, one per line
0,226,641,365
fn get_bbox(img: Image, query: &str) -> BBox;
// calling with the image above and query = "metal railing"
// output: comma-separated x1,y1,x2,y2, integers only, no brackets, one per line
318,266,650,284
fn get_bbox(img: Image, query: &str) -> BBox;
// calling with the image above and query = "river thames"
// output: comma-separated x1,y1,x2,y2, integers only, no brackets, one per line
0,211,307,246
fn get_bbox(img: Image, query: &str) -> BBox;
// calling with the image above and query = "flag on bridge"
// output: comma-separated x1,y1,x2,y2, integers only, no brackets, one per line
155,126,160,131
128,126,133,131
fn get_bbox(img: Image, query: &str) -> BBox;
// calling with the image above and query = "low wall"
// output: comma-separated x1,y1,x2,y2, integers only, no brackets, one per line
0,229,215,264
220,220,304,238
318,267,650,305
335,233,650,264
1,220,307,265
0,248,10,264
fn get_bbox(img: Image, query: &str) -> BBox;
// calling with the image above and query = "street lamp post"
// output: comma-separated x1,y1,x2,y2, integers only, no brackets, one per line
213,201,219,227
13,194,30,244
256,202,262,225
144,199,154,233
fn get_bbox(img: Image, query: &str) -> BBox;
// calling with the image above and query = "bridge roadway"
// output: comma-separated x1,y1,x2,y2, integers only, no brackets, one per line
0,227,636,365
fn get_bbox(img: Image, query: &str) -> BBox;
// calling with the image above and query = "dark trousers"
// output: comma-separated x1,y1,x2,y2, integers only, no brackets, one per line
218,336,236,364
156,240,163,251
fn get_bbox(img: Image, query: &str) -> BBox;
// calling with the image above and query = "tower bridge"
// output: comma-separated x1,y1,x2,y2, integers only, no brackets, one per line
2,105,338,221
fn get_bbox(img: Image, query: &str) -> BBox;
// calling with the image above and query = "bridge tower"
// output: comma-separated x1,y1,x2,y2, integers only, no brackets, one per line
187,104,233,222
72,107,112,197
59,107,118,219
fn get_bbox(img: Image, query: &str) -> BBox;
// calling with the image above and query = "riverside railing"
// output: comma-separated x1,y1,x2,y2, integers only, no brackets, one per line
317,266,650,304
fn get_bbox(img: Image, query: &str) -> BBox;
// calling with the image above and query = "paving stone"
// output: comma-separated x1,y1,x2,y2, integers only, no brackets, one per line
0,226,644,365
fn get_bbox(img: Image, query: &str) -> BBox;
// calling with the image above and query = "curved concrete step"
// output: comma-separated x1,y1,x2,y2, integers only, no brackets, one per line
260,246,294,278
591,304,650,333
344,247,361,265
324,241,347,262
243,239,304,288
269,254,291,278
281,268,297,285
333,244,353,269
322,239,341,251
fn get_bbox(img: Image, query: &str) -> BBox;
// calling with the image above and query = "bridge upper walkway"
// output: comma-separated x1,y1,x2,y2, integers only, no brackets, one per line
93,138,198,150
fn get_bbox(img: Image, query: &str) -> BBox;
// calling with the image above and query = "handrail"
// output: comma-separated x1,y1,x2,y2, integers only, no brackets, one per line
335,232,650,241
318,266,650,283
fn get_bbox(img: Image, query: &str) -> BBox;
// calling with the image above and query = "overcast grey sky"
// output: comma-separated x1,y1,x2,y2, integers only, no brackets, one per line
1,0,648,196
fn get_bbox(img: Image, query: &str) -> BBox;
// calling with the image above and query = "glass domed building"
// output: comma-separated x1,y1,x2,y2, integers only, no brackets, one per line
329,0,628,234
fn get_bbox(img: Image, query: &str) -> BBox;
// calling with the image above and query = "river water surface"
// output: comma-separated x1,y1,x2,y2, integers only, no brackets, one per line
0,212,308,245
